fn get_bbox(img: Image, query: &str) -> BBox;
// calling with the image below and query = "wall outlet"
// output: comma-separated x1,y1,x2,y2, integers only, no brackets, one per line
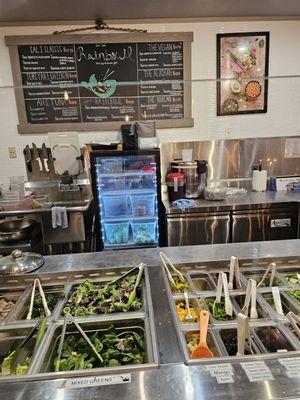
8,147,17,158
224,127,232,137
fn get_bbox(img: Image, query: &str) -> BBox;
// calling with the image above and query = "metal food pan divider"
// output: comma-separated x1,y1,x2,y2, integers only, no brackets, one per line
162,258,300,365
30,315,158,381
239,270,288,289
58,277,147,323
0,288,30,326
0,265,158,382
0,323,50,379
0,263,152,326
258,289,300,322
7,284,71,325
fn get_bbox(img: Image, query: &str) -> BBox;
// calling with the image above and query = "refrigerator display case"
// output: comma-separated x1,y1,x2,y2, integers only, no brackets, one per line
90,149,164,250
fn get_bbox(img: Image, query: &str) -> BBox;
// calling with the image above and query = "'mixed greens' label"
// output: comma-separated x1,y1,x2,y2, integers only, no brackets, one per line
59,373,131,389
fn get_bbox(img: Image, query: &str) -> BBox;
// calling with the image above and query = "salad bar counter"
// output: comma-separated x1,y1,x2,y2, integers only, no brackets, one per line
0,239,300,399
164,257,300,365
0,265,158,380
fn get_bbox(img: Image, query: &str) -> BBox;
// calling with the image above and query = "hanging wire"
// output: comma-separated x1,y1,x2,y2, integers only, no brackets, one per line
53,19,147,35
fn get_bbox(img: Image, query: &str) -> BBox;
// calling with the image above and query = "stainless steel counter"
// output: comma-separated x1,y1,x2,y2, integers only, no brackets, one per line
0,184,93,217
164,190,300,214
0,183,95,254
1,239,300,399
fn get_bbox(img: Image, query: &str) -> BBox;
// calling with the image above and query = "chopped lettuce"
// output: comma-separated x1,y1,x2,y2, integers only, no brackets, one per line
63,275,142,317
54,324,144,372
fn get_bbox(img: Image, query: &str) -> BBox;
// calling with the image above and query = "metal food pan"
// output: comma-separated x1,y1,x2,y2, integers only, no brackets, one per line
10,284,69,324
232,292,270,321
0,324,48,381
260,291,300,320
169,273,192,297
240,270,287,289
275,272,300,287
187,272,216,294
31,316,158,379
0,289,28,326
57,271,148,321
286,289,300,307
252,323,299,353
202,296,239,325
210,271,245,291
180,326,224,365
174,297,205,326
284,322,300,342
217,326,262,357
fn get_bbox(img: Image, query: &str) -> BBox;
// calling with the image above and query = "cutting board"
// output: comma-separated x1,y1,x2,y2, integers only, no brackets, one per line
52,144,80,176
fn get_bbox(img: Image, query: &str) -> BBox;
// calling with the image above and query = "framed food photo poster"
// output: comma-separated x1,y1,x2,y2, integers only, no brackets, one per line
217,32,270,116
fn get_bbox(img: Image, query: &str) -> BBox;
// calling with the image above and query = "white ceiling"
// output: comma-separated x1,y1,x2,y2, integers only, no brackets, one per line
0,0,299,24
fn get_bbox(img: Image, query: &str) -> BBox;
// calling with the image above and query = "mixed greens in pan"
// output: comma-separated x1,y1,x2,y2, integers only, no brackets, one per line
54,324,144,372
287,275,300,285
0,318,47,376
206,298,234,321
63,268,143,317
289,289,300,303
24,292,65,319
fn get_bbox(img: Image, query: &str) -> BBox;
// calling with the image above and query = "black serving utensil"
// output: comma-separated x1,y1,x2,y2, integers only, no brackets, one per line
24,145,32,173
103,263,145,291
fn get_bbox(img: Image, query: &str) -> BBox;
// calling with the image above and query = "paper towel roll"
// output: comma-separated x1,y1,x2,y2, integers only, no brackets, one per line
252,170,267,192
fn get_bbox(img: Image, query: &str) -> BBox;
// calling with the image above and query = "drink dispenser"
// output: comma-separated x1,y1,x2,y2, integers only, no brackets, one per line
167,173,185,203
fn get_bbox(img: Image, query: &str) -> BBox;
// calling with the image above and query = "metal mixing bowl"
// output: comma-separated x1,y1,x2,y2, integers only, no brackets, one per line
0,219,35,242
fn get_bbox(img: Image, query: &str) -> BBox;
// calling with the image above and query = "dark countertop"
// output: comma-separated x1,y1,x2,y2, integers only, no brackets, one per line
164,190,300,214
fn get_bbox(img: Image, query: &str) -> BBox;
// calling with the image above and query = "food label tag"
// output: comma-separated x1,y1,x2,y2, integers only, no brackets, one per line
205,363,234,383
240,361,274,382
215,375,234,384
59,373,131,389
278,357,300,378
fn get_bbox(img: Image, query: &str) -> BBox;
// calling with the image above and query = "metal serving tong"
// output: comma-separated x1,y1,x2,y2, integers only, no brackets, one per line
257,262,277,288
236,313,253,356
55,313,103,372
159,251,185,286
287,312,300,339
242,279,258,319
26,278,51,319
228,256,242,290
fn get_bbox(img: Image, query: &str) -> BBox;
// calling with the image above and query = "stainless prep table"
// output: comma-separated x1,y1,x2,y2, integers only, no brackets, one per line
164,190,300,246
0,239,300,399
0,181,95,254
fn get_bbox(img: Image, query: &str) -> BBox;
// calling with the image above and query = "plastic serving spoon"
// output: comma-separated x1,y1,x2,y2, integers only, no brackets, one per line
183,288,195,323
191,310,213,359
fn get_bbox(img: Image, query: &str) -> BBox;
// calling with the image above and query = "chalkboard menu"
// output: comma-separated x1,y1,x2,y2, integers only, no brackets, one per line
6,33,193,133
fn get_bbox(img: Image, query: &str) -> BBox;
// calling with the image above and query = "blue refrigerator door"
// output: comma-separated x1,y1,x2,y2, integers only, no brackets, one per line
95,154,159,249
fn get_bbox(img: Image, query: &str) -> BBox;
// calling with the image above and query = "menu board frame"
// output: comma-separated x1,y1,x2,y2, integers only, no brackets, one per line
5,32,193,134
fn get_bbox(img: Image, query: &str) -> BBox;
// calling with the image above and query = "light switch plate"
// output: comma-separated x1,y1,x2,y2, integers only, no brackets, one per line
8,147,17,158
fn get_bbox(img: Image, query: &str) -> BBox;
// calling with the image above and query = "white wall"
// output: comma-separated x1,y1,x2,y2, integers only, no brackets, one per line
0,20,299,184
